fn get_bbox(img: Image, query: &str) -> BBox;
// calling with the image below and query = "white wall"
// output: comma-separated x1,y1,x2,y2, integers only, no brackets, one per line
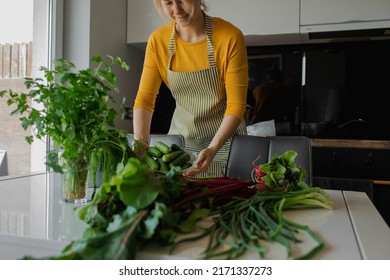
62,0,90,69
62,0,145,131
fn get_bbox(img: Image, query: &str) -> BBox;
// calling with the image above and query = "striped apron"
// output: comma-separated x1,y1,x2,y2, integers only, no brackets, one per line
167,14,247,177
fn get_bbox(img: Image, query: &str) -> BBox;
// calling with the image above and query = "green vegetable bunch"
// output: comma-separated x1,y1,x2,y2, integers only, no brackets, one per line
23,149,333,260
55,158,166,259
40,156,211,260
252,150,308,191
173,151,334,260
1,55,133,184
193,186,333,260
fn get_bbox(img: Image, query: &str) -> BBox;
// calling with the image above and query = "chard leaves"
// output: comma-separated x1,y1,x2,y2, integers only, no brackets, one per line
259,150,307,191
112,158,162,209
59,209,149,260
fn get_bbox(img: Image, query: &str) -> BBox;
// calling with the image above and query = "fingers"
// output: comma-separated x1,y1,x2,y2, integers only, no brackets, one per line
131,140,148,158
182,159,210,176
182,148,215,176
182,166,203,177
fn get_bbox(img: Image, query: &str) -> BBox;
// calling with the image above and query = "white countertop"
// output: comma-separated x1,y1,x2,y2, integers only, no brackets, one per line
0,172,389,260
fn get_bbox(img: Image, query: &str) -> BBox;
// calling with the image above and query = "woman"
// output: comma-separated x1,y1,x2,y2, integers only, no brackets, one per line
133,0,248,177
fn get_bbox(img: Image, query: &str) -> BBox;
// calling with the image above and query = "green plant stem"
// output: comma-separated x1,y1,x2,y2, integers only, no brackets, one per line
188,186,333,260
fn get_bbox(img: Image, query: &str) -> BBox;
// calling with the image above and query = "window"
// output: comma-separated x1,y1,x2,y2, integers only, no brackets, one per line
0,0,59,176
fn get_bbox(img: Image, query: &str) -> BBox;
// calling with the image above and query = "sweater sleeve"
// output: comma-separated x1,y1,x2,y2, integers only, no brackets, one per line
219,22,248,120
133,33,164,112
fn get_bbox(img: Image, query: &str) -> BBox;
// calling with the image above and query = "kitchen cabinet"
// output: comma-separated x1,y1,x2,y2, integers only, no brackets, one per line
301,0,390,26
208,0,301,45
207,0,300,36
311,146,390,180
310,139,390,226
300,0,390,39
127,0,390,45
126,0,301,45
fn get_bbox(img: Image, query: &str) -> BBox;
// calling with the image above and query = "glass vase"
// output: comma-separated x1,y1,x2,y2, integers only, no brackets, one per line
61,158,89,204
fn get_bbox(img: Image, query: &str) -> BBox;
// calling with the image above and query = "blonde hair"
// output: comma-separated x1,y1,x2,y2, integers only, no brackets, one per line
153,0,208,21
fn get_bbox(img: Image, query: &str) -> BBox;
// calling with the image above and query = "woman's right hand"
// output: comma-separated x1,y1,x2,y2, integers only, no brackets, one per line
132,139,149,159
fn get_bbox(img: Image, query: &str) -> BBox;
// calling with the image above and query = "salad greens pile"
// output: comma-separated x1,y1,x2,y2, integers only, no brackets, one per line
26,150,333,260
252,150,309,191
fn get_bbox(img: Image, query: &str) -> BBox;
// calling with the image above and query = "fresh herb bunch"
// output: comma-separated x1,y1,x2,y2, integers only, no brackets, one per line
0,55,133,183
252,150,309,191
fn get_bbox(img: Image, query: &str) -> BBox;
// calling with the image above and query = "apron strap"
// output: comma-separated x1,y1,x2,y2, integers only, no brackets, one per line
205,14,216,68
168,13,216,70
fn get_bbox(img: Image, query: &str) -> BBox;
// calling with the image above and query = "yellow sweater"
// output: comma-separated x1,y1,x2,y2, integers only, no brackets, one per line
134,17,248,120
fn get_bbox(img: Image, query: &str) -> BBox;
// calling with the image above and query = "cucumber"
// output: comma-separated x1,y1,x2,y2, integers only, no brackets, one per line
181,162,193,170
162,150,184,163
154,141,171,154
142,154,159,170
147,146,164,158
170,143,184,152
169,152,191,168
157,158,169,172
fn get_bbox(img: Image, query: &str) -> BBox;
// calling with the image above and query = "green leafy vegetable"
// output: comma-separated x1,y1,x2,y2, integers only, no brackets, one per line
252,150,308,191
23,150,333,260
111,158,162,209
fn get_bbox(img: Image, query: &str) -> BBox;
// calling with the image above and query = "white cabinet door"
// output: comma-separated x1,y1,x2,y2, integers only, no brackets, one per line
208,0,300,35
127,0,301,45
301,0,390,26
127,0,164,44
300,0,390,42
